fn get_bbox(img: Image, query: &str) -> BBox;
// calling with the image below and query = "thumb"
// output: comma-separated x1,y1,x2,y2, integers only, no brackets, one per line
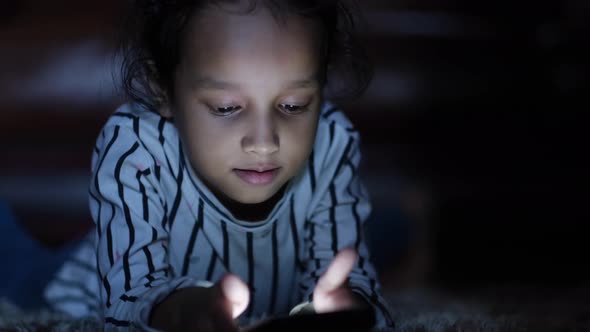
315,247,357,295
218,274,250,318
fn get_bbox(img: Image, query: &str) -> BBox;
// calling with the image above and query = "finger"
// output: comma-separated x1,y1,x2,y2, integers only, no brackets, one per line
316,247,357,294
314,287,359,313
219,273,250,318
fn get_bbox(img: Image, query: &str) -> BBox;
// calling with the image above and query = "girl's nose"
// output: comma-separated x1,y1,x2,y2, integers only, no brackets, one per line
241,114,279,156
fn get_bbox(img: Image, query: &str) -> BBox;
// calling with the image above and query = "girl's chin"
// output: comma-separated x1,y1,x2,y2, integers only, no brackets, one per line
230,191,279,205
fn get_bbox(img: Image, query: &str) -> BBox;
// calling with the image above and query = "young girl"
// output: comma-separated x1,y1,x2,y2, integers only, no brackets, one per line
45,0,394,330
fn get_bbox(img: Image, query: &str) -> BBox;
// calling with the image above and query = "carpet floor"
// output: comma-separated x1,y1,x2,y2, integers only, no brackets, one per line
1,285,589,331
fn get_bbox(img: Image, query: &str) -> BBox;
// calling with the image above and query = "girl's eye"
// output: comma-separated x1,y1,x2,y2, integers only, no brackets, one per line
213,105,241,116
279,103,306,114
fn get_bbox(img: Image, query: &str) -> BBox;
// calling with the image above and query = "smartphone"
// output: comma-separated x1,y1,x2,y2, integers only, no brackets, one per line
241,307,376,332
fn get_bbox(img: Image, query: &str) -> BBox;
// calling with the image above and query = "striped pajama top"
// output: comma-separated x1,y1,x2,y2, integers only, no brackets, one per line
44,101,394,331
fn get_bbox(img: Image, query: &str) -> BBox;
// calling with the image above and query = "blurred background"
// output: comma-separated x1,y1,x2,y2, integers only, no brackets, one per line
1,0,589,303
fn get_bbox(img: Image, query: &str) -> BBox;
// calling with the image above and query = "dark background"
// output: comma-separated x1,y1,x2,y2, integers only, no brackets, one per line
1,0,588,291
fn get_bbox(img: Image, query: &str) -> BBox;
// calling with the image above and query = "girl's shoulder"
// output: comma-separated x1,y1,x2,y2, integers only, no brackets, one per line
97,103,177,147
103,103,166,131
305,100,362,183
318,101,357,133
314,101,361,157
92,103,180,171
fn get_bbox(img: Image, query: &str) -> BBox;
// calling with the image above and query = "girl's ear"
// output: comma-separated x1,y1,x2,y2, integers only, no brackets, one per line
157,102,174,119
151,87,173,119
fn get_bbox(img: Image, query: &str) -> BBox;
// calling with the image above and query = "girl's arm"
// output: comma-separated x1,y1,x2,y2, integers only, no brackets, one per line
299,115,394,329
90,123,224,330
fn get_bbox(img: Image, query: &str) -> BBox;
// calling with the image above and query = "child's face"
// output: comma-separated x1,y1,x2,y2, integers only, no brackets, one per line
168,5,322,205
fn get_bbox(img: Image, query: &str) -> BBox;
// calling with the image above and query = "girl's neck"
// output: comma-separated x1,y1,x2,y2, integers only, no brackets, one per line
215,185,287,222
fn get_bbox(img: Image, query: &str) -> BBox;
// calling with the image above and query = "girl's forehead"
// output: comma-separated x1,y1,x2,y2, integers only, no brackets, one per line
188,3,319,38
179,5,321,75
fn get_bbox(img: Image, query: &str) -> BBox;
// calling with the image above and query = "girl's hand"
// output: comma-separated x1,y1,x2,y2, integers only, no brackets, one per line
150,274,250,332
312,248,369,313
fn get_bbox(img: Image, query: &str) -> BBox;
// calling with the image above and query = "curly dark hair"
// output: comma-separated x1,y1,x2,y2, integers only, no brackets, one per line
118,0,372,112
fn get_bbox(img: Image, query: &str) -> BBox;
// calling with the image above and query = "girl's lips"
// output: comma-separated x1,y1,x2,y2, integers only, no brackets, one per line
234,168,280,185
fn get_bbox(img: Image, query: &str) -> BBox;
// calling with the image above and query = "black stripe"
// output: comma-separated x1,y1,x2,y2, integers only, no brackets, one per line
329,121,336,145
115,142,140,292
308,222,315,260
246,231,255,317
155,162,161,181
307,259,320,301
185,171,232,219
221,220,230,269
112,111,137,120
94,145,100,155
182,198,203,276
345,159,357,177
308,152,316,192
367,279,395,327
167,140,185,229
96,126,120,269
160,202,168,229
169,263,178,277
144,222,158,276
102,275,112,308
95,252,103,287
308,219,321,283
158,117,166,145
358,256,368,276
268,222,279,313
334,137,355,178
158,117,178,182
315,259,321,278
106,205,115,267
94,126,120,197
113,112,139,137
136,169,151,221
144,274,159,288
183,157,234,221
353,199,362,250
289,196,303,271
133,117,139,137
89,190,102,238
349,284,393,326
94,231,111,308
136,167,157,276
136,138,161,184
143,245,156,275
321,105,338,119
206,248,218,281
112,112,140,137
162,152,177,182
329,184,339,256
346,184,362,250
105,317,130,327
307,259,321,302
120,294,138,302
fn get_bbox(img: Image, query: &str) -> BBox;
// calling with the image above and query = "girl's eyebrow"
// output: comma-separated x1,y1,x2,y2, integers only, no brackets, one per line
191,77,240,90
191,75,319,91
285,78,319,89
